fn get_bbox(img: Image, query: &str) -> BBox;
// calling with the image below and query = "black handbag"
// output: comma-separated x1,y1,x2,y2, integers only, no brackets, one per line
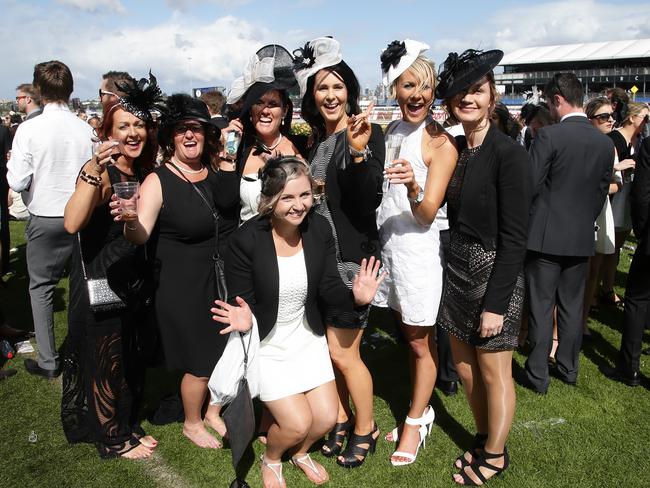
78,233,127,313
223,332,255,469
168,161,228,301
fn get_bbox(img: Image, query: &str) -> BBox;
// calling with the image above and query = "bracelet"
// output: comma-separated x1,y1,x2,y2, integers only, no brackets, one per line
349,145,370,160
79,171,101,187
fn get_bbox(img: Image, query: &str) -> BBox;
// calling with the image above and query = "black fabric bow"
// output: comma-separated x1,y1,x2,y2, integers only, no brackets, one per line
380,41,407,73
252,139,273,156
292,42,315,72
115,71,163,123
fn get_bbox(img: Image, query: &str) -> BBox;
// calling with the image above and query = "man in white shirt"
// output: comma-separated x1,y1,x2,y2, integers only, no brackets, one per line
7,60,93,378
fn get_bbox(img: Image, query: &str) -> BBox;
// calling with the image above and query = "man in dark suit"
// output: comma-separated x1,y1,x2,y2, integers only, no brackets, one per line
524,73,614,393
604,136,650,386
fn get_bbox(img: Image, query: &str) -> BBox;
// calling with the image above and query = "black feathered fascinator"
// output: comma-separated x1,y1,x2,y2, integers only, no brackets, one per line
115,71,163,123
158,93,211,129
435,49,503,100
380,39,429,86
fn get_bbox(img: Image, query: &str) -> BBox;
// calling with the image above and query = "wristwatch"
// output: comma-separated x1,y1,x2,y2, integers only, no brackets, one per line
349,145,370,160
408,188,425,204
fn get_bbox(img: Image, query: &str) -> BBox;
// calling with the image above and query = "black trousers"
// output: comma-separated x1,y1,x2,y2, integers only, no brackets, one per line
437,230,458,383
618,249,650,372
524,251,588,392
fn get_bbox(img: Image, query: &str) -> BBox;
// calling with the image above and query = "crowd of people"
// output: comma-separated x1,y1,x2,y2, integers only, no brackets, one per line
0,36,648,487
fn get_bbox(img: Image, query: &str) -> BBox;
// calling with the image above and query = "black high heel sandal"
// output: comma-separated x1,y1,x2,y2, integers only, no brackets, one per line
336,424,378,468
455,448,509,486
320,417,354,458
454,433,488,469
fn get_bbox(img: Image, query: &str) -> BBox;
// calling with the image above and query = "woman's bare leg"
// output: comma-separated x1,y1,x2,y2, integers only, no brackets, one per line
181,373,221,448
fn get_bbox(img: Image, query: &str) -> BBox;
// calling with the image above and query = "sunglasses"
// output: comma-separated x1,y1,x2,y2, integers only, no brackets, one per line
15,95,28,101
98,89,117,99
174,123,205,134
590,112,615,123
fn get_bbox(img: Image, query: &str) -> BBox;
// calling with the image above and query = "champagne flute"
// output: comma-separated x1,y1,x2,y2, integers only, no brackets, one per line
383,133,404,193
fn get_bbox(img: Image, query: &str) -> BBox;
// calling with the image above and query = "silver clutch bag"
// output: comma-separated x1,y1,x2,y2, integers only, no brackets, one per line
86,278,125,313
78,233,126,313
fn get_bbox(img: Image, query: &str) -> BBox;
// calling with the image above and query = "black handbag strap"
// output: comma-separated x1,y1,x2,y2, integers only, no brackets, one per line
239,331,252,376
76,232,90,280
167,160,221,259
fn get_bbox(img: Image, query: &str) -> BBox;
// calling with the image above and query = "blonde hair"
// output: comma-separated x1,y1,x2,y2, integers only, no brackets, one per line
258,156,313,216
622,101,649,126
389,55,436,99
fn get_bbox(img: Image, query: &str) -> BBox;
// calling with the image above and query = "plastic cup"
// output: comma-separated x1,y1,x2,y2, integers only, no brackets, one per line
113,181,139,221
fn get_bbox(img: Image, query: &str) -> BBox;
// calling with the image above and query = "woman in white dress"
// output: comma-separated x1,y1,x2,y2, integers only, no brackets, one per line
374,40,457,466
211,157,384,488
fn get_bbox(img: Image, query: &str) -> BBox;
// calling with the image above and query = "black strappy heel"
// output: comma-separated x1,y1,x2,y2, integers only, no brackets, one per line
336,424,378,468
455,433,488,469
455,448,509,486
320,417,354,458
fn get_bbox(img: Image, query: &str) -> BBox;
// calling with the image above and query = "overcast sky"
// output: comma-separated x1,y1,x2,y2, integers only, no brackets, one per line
2,0,649,100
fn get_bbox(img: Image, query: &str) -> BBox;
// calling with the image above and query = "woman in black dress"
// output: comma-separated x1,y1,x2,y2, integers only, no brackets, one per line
62,73,161,459
292,36,385,468
222,44,306,223
115,94,240,449
435,50,530,485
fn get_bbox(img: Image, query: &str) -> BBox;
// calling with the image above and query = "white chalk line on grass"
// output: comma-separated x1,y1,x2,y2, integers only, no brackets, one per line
512,417,567,436
42,359,193,488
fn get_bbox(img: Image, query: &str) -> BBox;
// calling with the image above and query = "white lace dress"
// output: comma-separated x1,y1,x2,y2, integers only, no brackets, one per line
373,117,445,326
258,249,335,402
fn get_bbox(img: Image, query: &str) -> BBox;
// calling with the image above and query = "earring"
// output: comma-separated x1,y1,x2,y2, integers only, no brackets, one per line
345,102,351,114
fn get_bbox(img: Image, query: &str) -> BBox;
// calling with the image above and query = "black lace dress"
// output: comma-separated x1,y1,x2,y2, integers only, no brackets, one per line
62,165,153,458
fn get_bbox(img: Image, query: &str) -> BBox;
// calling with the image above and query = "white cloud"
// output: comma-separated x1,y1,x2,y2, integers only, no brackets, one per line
164,0,251,12
0,9,306,99
429,0,650,62
56,0,127,14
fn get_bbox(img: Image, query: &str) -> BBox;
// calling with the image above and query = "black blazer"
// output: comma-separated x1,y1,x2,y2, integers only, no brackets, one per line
631,137,650,255
527,115,614,257
308,124,385,263
452,125,531,315
225,212,357,341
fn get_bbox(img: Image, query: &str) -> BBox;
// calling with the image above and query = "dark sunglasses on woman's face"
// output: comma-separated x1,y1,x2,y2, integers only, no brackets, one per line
174,123,204,134
590,112,615,123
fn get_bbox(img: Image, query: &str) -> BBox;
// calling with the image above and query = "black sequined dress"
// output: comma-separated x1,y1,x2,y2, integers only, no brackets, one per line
437,146,525,350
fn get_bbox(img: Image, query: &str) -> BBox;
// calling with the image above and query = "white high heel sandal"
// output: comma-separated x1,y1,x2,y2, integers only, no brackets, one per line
387,405,435,443
389,405,435,467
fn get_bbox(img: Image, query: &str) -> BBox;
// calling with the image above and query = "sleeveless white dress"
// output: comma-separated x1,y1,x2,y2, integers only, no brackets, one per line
258,249,335,402
373,117,445,326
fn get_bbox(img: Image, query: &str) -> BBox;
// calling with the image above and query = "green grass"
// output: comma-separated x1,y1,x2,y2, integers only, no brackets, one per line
1,220,649,488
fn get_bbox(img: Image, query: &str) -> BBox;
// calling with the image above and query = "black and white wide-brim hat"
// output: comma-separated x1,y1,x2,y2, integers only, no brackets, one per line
380,39,430,87
435,49,503,100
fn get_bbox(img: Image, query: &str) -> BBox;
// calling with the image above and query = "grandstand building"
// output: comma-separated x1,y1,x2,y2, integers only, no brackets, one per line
495,38,650,102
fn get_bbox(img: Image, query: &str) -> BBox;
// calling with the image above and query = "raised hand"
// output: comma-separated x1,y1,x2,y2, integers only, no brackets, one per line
352,256,386,306
347,101,375,154
90,140,121,176
211,296,253,335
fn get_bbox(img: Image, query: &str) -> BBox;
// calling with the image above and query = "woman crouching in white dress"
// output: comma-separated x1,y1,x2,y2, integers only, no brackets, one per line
212,156,384,488
374,40,458,466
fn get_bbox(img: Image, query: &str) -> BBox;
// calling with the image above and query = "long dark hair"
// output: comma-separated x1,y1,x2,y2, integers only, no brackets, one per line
99,99,157,172
300,60,361,142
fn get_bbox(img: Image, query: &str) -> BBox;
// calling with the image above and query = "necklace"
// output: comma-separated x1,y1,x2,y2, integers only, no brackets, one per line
261,134,283,152
171,158,204,174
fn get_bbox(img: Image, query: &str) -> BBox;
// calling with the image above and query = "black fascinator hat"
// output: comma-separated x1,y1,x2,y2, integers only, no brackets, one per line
435,49,503,100
115,71,163,123
228,44,298,114
159,93,212,127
